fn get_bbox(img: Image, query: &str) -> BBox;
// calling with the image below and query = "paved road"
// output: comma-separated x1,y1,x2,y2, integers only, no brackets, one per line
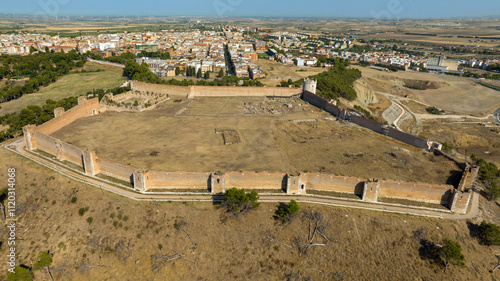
391,101,407,131
494,108,500,124
4,138,479,220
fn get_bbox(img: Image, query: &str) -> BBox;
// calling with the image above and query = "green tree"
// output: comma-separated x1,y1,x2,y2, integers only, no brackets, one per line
196,68,202,78
175,66,180,76
204,71,210,79
478,221,500,245
222,188,260,214
442,239,464,268
7,266,33,281
278,200,301,221
33,250,53,280
218,69,224,77
33,251,53,270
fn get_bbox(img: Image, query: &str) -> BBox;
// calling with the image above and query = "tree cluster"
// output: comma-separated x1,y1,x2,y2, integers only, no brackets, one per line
313,59,361,101
0,50,85,103
0,96,79,141
471,154,500,200
221,188,260,214
123,59,264,87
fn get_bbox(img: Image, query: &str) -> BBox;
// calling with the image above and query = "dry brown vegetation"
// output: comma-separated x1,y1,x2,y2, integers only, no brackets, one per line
255,60,324,86
51,96,460,185
420,119,500,166
354,66,500,116
1,147,500,280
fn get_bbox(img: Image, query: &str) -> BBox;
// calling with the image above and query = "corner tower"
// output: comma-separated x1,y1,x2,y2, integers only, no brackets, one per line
302,78,317,94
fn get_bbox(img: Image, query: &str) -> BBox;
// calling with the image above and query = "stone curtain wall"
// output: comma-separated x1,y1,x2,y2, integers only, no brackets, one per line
33,131,60,156
224,172,287,191
144,171,211,190
302,173,365,195
377,180,453,205
98,157,137,183
36,98,105,135
131,81,302,98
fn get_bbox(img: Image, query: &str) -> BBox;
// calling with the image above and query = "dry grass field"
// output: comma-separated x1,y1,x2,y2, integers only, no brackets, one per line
0,62,126,115
420,119,500,166
354,66,500,116
52,96,460,185
1,147,500,281
255,60,324,86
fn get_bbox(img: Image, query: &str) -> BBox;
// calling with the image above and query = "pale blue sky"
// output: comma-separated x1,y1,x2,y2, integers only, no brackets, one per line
1,0,499,18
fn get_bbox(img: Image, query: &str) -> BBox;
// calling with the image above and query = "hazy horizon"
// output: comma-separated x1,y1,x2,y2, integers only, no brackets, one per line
1,0,499,19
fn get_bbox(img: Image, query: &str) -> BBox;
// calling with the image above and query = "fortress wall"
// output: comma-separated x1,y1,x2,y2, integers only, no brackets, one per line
378,180,453,204
302,91,340,115
98,157,137,183
37,98,104,135
224,172,287,190
145,171,210,190
131,81,301,98
302,173,365,194
350,115,385,134
60,141,84,166
131,81,191,96
192,86,302,97
33,131,59,156
386,127,428,149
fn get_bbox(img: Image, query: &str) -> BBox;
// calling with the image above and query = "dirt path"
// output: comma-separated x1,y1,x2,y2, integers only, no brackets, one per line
377,92,494,132
4,138,479,220
88,58,125,68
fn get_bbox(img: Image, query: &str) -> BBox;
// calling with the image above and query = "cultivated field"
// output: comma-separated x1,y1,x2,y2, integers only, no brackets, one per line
52,96,460,185
0,147,499,281
0,62,125,115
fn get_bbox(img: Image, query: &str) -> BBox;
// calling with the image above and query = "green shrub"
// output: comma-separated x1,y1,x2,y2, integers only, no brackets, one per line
471,154,500,200
441,142,453,151
426,106,445,115
478,221,500,245
443,239,464,266
86,217,93,225
71,197,77,203
78,208,87,216
278,200,301,220
57,242,66,250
